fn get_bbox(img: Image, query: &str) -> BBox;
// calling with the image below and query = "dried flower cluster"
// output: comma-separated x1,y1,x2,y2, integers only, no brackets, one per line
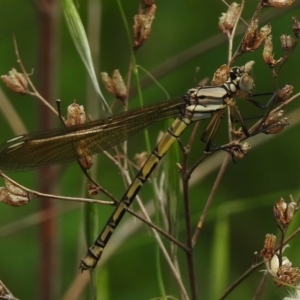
261,234,300,287
260,198,299,288
277,84,294,102
65,103,86,126
227,141,251,160
211,64,231,86
1,68,28,94
133,2,156,50
263,36,282,66
219,2,241,36
0,179,33,207
134,151,148,169
273,198,297,227
263,110,289,134
242,20,272,52
100,69,127,102
292,16,300,38
263,0,295,8
65,103,93,170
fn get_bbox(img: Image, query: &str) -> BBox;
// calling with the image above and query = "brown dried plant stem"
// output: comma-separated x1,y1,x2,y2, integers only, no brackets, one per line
13,24,59,300
0,171,187,250
12,36,58,117
179,122,206,300
192,155,231,246
181,168,197,300
36,3,58,299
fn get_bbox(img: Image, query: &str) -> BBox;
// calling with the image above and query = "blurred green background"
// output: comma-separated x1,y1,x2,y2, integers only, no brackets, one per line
1,1,300,299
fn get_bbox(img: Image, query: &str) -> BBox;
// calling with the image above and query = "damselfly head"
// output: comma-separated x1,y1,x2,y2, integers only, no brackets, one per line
239,73,254,93
229,66,254,93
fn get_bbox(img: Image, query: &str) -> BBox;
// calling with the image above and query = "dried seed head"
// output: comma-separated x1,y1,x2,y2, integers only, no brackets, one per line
133,4,156,50
100,70,127,102
263,36,282,66
100,72,115,95
0,180,32,207
262,246,299,287
112,70,127,101
65,103,86,126
234,142,251,159
78,155,93,170
241,60,255,74
227,141,251,160
211,65,230,86
71,144,93,170
134,151,148,169
260,233,276,262
260,23,272,41
275,264,300,287
143,0,155,6
277,84,293,102
242,20,272,51
264,110,289,134
242,18,259,51
292,16,300,38
280,34,295,51
65,103,93,170
273,197,297,226
88,184,100,196
1,68,28,94
263,0,295,8
5,179,28,197
219,2,241,36
0,187,30,207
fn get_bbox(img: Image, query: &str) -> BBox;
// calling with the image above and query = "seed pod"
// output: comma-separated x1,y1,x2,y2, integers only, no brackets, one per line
66,103,93,170
143,0,155,6
66,103,86,126
133,4,156,50
0,187,30,207
264,110,289,134
260,234,276,262
100,72,115,95
112,70,127,101
263,36,282,66
277,84,293,101
263,0,295,8
242,21,271,51
134,151,148,169
280,34,294,51
100,70,127,102
241,60,255,74
0,180,33,207
219,2,240,36
227,141,251,160
273,197,297,226
292,16,300,38
1,68,28,94
275,264,299,287
211,65,230,86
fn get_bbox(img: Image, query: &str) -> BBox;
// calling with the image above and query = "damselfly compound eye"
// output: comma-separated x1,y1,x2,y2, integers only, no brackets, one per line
239,73,254,93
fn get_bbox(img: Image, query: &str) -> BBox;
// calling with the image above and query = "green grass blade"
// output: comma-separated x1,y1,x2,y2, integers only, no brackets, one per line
61,0,111,114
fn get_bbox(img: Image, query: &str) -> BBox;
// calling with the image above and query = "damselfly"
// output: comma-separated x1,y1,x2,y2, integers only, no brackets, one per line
0,64,276,270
